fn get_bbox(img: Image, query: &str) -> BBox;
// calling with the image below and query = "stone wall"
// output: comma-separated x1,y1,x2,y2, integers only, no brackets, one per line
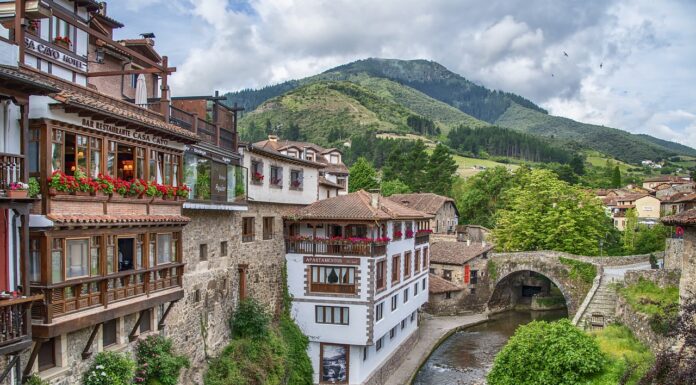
664,238,684,270
680,228,696,300
615,295,673,353
624,269,681,288
425,291,465,315
363,328,419,385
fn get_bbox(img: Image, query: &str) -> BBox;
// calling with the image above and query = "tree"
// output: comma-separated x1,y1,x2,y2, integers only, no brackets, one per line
612,165,622,188
493,169,613,255
569,154,586,176
452,166,513,228
284,122,302,141
425,144,458,196
240,121,266,143
381,179,411,197
348,157,378,192
488,319,605,385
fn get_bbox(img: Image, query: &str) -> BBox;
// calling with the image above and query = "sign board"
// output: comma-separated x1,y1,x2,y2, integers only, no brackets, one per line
210,161,228,202
79,118,184,150
24,36,86,72
303,256,360,265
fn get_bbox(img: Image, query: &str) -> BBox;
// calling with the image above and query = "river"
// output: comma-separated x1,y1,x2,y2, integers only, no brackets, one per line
412,309,568,385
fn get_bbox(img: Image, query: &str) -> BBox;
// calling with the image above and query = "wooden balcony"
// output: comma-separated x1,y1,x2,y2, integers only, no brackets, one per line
146,103,237,151
0,295,42,355
285,238,387,257
31,263,184,325
0,152,23,192
309,283,356,295
415,232,430,245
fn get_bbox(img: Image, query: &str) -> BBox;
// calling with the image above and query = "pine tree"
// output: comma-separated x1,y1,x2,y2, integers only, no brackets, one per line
426,144,458,196
381,179,411,197
348,157,378,192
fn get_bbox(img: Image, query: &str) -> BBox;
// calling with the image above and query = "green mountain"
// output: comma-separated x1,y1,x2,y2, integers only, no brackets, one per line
228,58,694,164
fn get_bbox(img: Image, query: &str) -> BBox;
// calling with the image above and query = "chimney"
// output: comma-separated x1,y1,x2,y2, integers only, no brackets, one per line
99,2,107,16
268,135,278,143
368,189,380,208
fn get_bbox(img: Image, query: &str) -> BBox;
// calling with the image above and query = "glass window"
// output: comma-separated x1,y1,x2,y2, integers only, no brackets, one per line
376,260,385,290
242,217,254,242
136,235,144,270
89,137,101,178
102,319,118,347
51,129,63,173
136,148,146,180
270,166,282,187
157,234,172,264
263,217,274,240
29,127,40,174
290,169,303,189
66,239,89,279
90,236,100,276
375,302,384,321
106,235,115,275
30,238,40,282
51,239,63,284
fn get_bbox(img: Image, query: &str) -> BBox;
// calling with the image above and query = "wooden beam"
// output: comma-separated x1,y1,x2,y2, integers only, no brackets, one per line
157,301,176,331
0,355,19,384
81,323,101,359
23,339,45,378
14,0,25,63
86,67,177,78
128,310,145,342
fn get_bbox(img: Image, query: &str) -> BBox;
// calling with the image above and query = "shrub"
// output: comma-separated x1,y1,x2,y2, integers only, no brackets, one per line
28,177,40,198
230,298,270,339
559,257,597,284
25,374,49,385
589,324,654,385
83,351,136,385
618,278,679,335
135,335,190,385
279,315,313,385
488,319,605,385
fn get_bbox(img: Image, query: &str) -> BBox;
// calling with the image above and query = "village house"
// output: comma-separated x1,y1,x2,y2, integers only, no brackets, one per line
253,136,349,197
387,193,459,234
284,190,432,384
0,27,59,385
609,193,661,230
427,241,494,314
642,175,692,191
661,192,696,217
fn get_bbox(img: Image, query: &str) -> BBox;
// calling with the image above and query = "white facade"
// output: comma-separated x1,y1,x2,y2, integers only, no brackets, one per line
240,146,322,205
286,219,429,384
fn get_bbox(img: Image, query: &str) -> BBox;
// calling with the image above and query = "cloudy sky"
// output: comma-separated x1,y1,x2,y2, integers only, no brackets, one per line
110,0,696,148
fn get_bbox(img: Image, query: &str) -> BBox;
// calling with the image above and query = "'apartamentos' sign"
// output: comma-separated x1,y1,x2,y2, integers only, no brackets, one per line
303,256,360,265
24,36,86,72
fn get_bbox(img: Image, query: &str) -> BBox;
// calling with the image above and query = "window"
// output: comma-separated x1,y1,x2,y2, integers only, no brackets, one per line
393,222,402,240
103,319,118,347
376,336,383,351
131,74,138,89
422,278,426,291
270,165,282,187
38,337,57,371
423,247,429,270
337,177,346,187
401,319,406,330
220,241,228,257
140,309,152,333
443,269,452,281
263,217,274,240
390,327,396,339
391,294,398,311
363,347,368,361
330,154,340,164
251,159,263,184
157,234,173,264
315,306,349,325
117,237,135,272
242,217,255,242
404,251,411,278
414,283,418,296
445,292,452,299
411,311,416,322
471,288,476,294
404,288,409,303
471,270,479,284
30,238,40,282
405,221,413,238
28,127,39,174
376,260,386,291
375,302,384,321
290,169,303,190
199,244,208,261
310,266,356,294
414,249,421,273
66,238,89,279
391,254,401,284
429,268,434,274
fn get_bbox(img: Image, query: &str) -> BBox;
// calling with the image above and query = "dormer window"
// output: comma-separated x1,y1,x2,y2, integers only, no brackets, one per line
330,154,339,164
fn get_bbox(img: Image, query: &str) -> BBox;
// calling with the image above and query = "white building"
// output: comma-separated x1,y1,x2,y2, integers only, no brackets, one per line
285,190,432,384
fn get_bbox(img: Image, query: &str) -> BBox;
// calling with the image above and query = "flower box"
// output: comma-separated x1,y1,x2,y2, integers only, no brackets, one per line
8,190,28,198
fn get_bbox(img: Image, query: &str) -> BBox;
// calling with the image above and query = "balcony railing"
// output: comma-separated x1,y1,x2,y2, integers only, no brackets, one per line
285,238,387,257
0,295,42,351
31,263,183,323
145,103,236,151
0,152,23,192
415,232,430,245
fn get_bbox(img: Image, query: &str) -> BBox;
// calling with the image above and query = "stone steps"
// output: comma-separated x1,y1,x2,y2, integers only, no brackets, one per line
580,275,621,329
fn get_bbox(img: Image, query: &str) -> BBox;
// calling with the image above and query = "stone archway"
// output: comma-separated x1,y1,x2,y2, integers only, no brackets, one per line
488,269,573,315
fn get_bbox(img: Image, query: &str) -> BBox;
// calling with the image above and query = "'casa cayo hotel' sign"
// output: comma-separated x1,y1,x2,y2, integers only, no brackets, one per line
24,36,87,72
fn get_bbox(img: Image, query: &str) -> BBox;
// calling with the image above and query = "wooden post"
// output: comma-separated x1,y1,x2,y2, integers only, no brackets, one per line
312,224,317,255
160,56,170,122
14,0,25,64
128,310,145,342
81,323,101,359
23,339,44,378
237,264,248,300
20,104,28,183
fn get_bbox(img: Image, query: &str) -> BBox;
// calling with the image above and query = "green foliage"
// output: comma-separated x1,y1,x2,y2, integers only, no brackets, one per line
380,179,411,197
487,260,498,282
135,335,190,385
612,166,622,188
493,169,614,255
559,257,597,285
534,295,566,307
622,210,669,255
425,143,458,196
589,324,654,385
25,375,49,385
348,157,378,192
453,166,515,228
382,140,430,192
278,315,313,385
618,278,679,334
230,298,271,339
488,319,605,385
83,351,136,385
28,177,40,198
448,125,574,163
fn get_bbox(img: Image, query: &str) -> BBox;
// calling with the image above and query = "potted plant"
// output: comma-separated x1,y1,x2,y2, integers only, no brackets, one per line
96,174,114,197
144,181,162,201
290,180,302,189
159,184,175,200
28,177,40,198
393,230,403,239
73,170,93,196
48,170,76,195
8,182,29,198
130,179,148,198
176,184,190,201
53,36,72,49
251,172,264,184
113,179,131,198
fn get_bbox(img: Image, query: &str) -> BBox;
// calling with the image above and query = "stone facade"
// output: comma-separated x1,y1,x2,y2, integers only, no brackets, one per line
624,269,681,288
680,227,696,300
615,295,674,353
428,256,491,313
664,238,684,270
432,201,458,234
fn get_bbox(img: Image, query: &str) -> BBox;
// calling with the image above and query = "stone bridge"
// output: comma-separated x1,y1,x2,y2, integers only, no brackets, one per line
485,251,653,318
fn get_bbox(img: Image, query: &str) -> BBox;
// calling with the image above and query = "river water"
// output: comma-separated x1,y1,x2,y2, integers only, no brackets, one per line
412,309,568,385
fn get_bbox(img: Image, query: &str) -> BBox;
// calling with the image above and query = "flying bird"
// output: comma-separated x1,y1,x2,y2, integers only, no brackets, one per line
600,63,603,69
563,51,568,57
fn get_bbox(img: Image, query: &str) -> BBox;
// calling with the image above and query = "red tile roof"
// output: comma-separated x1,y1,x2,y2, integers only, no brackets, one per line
662,209,696,226
47,214,190,226
430,241,494,265
387,193,457,215
286,190,432,221
429,274,463,294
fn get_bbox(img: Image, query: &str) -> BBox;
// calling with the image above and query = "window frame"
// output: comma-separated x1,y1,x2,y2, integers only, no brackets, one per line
315,305,350,325
262,217,274,240
391,254,401,284
375,302,384,321
376,260,386,291
242,217,255,242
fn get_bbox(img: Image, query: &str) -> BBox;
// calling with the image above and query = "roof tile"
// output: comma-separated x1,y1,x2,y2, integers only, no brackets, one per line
430,241,494,265
428,273,463,294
